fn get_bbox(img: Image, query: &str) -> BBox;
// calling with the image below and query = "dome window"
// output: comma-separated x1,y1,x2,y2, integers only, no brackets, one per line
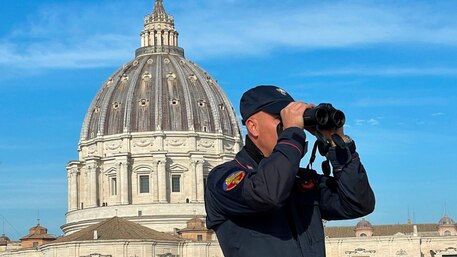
197,100,206,107
133,60,139,66
171,99,180,105
94,107,100,114
139,99,148,107
219,104,225,110
142,72,152,80
164,58,170,64
113,102,121,109
188,74,198,84
147,58,154,64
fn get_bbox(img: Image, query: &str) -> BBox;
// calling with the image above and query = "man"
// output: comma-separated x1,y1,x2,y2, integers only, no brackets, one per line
205,85,375,257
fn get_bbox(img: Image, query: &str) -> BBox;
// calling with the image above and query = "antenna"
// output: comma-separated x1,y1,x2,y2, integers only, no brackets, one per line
413,208,416,224
0,215,21,239
37,209,40,225
444,202,448,216
407,206,411,225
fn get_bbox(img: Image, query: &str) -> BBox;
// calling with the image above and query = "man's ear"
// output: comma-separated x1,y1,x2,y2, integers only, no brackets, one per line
245,118,259,137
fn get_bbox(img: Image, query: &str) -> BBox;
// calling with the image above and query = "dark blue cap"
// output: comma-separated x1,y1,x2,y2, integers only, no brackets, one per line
240,85,294,125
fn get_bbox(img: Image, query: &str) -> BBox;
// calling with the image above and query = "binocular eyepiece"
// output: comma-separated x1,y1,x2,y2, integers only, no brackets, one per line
303,103,345,129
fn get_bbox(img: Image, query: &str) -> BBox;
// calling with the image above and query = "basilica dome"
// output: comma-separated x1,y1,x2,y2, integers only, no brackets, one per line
80,1,239,140
64,0,242,235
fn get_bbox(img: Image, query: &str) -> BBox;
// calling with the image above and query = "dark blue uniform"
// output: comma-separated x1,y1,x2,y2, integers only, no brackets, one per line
205,127,375,257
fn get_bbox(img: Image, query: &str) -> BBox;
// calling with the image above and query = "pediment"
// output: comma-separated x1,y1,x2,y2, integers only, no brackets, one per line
170,163,188,173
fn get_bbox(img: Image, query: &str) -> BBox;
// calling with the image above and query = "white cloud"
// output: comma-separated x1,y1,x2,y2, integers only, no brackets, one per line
299,67,457,77
367,119,380,126
1,0,457,70
355,118,380,126
354,97,449,107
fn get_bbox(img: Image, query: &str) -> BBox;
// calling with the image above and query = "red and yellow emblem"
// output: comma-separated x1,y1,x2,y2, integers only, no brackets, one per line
223,171,246,191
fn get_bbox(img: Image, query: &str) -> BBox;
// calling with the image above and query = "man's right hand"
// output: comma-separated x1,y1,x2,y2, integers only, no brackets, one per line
280,102,314,130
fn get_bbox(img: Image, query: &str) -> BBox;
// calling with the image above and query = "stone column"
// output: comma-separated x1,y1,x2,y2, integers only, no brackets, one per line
156,31,162,46
191,156,204,203
190,160,197,202
195,160,204,202
86,160,99,208
170,32,175,46
157,159,167,203
67,170,72,211
66,163,79,211
119,157,130,205
164,31,169,46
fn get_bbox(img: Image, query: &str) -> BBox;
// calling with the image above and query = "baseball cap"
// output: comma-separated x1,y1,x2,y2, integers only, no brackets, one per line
240,85,294,125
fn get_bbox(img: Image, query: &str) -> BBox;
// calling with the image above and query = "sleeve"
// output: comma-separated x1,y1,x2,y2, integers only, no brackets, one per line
317,141,376,220
205,127,308,220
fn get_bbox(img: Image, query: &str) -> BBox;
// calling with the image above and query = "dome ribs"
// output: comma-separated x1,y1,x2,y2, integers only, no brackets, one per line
186,63,220,134
123,57,148,134
168,55,191,131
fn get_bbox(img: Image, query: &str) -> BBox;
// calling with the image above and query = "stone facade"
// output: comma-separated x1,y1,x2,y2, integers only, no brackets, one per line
325,235,457,257
64,0,242,235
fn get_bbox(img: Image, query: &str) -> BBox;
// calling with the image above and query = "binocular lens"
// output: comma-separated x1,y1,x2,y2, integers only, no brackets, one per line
331,110,345,128
314,108,329,126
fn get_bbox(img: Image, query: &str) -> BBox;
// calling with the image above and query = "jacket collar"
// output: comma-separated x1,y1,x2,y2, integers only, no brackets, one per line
234,136,264,171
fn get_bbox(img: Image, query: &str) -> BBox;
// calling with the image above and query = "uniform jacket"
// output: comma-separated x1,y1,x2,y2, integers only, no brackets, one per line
205,127,375,257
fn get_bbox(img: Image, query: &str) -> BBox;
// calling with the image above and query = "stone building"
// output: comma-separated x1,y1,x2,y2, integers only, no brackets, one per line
19,223,55,249
1,1,456,257
63,0,242,236
324,216,457,257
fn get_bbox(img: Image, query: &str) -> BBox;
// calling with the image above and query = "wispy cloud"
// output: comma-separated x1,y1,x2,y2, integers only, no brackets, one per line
1,0,457,70
355,118,380,126
354,97,449,107
299,67,457,77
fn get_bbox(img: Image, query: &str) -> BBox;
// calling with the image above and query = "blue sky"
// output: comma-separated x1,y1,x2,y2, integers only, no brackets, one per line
1,0,456,239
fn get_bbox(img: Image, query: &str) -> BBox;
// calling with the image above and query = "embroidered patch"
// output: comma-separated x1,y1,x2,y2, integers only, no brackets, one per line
223,171,246,191
276,88,288,96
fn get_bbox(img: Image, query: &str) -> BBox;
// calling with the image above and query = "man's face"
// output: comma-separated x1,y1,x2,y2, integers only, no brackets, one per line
247,111,281,157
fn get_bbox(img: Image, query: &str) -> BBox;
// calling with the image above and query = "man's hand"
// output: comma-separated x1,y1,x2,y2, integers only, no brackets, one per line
280,102,314,130
318,127,349,147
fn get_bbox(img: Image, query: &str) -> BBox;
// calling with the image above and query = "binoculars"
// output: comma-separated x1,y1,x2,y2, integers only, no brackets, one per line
303,103,345,129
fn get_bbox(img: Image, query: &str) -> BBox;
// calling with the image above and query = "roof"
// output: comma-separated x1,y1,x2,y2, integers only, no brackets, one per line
325,224,439,238
355,218,373,229
439,215,456,225
52,216,182,243
20,224,55,241
80,0,241,141
0,234,10,246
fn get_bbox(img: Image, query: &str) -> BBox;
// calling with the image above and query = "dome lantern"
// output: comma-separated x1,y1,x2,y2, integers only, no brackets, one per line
138,0,182,56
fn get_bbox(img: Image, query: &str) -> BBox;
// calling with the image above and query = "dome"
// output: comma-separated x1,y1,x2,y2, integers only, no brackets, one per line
439,215,456,225
64,0,242,235
80,2,240,141
355,218,373,229
0,234,10,246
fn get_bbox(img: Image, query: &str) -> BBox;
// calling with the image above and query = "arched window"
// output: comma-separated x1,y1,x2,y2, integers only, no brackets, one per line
360,233,367,237
444,230,452,236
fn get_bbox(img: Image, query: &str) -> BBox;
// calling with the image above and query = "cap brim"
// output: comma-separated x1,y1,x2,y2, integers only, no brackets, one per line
260,100,292,116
